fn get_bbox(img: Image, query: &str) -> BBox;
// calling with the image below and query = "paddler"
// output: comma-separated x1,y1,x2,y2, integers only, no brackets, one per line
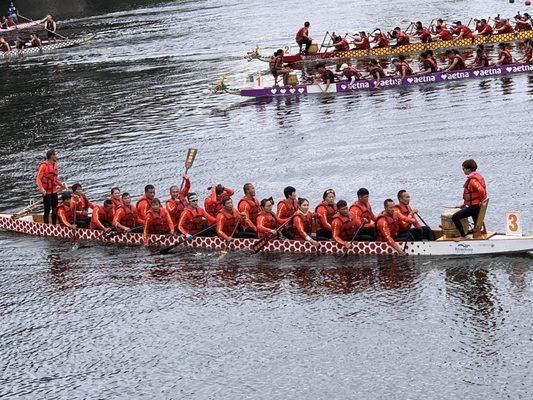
204,183,234,217
394,190,434,241
256,198,281,239
367,59,385,87
494,16,514,34
392,55,413,78
435,20,454,41
371,29,390,48
451,159,487,239
413,21,432,43
474,19,493,36
108,187,123,211
0,37,11,52
452,21,474,39
269,49,291,86
315,189,337,239
470,45,490,68
339,63,362,84
496,43,513,66
216,197,255,241
238,183,260,233
90,200,115,232
331,200,358,249
14,36,25,50
136,184,156,225
71,183,94,228
514,14,533,32
376,199,406,256
112,193,140,232
56,191,77,229
352,31,370,50
314,63,335,92
276,186,298,239
166,174,190,229
296,21,312,54
326,34,350,52
518,39,533,63
143,198,175,244
391,27,410,46
178,192,216,238
443,49,466,71
29,33,42,48
36,149,68,224
292,198,319,246
45,15,58,42
349,188,377,240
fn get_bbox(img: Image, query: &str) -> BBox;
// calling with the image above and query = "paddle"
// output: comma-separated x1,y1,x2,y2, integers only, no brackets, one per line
340,221,365,258
18,13,70,41
218,222,240,260
11,196,43,219
104,225,144,239
318,31,329,53
415,212,429,227
158,223,216,255
180,148,197,191
69,198,78,245
251,212,296,254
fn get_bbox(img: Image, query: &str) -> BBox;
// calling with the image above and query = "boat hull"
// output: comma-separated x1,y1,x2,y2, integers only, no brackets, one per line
1,34,96,60
0,20,43,40
239,62,533,97
1,215,532,257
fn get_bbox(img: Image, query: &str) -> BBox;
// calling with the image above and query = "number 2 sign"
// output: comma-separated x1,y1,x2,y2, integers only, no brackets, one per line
505,212,522,236
282,44,291,55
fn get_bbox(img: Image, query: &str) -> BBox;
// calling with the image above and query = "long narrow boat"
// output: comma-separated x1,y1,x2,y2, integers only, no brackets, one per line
247,31,533,64
234,62,533,97
1,214,532,257
1,33,96,60
0,18,45,40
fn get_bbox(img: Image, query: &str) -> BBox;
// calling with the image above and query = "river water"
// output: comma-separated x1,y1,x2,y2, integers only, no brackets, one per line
1,0,532,398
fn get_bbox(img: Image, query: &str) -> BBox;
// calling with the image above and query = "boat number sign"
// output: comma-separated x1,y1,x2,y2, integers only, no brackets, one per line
254,75,264,87
283,44,291,55
505,212,522,236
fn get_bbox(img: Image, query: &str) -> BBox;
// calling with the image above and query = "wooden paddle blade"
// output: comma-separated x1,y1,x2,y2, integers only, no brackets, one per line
185,148,198,169
252,237,269,253
217,250,228,260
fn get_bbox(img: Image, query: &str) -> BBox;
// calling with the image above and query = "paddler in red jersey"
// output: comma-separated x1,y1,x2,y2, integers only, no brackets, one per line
496,43,513,66
393,55,413,78
327,34,350,52
451,159,487,239
443,49,466,71
216,197,255,240
136,184,156,225
314,63,336,92
113,193,140,232
367,59,385,87
371,29,389,48
166,174,190,230
178,192,216,239
474,19,493,36
339,63,363,84
109,187,123,211
413,21,432,43
494,16,514,34
418,51,439,74
269,49,291,86
36,149,68,224
296,21,312,54
452,21,474,39
277,186,298,239
353,31,370,49
204,183,234,218
315,189,337,239
331,200,357,249
143,198,174,244
238,183,260,234
71,183,94,228
292,198,319,246
394,190,434,241
391,27,410,46
256,198,281,239
435,20,454,41
90,200,115,232
349,188,377,241
470,45,490,68
56,192,78,229
376,199,406,256
518,39,533,63
514,14,533,32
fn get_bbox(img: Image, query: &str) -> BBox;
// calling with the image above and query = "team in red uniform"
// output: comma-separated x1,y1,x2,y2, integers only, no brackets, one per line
331,200,358,248
256,198,281,239
136,184,156,225
349,188,377,241
393,55,413,78
376,199,405,256
215,198,255,240
178,193,216,238
475,19,493,36
392,27,410,46
112,193,140,232
143,198,174,244
497,43,513,65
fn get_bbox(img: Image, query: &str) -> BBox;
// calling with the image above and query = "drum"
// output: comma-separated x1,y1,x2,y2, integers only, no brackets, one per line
287,72,298,86
440,209,469,238
308,42,319,54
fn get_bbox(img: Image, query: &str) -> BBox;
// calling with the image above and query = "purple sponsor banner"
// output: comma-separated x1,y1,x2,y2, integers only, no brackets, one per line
239,63,533,97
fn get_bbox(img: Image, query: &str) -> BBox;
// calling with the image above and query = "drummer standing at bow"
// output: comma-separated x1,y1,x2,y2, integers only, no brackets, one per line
451,159,487,239
296,21,311,54
36,150,68,224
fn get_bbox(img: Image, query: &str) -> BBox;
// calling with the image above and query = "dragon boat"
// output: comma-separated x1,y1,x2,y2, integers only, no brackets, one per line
228,62,533,97
0,18,45,41
246,31,533,64
1,33,96,60
1,214,532,257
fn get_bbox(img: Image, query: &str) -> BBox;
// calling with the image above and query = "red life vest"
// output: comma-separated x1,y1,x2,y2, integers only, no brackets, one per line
355,36,370,49
56,203,75,226
109,197,123,211
375,33,389,48
45,20,55,31
315,202,337,231
516,20,532,31
146,209,171,234
117,204,138,228
498,21,514,34
499,49,513,65
463,172,487,206
417,27,432,43
526,45,533,60
332,213,356,241
219,209,242,237
76,194,91,212
375,212,400,242
394,203,414,231
167,198,188,225
136,197,152,215
396,31,410,46
474,53,489,67
439,28,454,41
477,24,493,36
293,212,313,240
277,198,298,220
451,54,466,70
90,206,115,229
205,192,229,217
238,196,260,225
38,161,59,194
396,61,413,75
269,55,283,70
296,27,308,42
458,25,473,38
423,58,438,72
182,206,206,234
257,211,278,239
349,201,375,222
344,66,360,79
369,64,385,79
334,38,350,51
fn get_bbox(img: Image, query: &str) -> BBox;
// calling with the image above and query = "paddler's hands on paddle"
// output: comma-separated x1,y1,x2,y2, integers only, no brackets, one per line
306,235,319,247
394,243,406,256
343,241,352,250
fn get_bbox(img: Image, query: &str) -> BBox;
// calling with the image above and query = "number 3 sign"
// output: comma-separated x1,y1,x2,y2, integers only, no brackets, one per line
506,212,522,236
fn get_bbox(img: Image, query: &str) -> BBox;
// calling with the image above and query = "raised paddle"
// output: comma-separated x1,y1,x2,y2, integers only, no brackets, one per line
18,13,70,41
340,221,366,258
180,148,197,191
251,212,296,254
158,223,216,255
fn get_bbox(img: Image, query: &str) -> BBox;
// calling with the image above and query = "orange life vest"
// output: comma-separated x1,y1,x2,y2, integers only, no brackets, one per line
182,206,206,234
90,206,115,229
277,198,298,220
117,204,138,228
376,212,400,242
238,196,260,225
396,31,410,46
219,209,242,237
146,209,171,234
136,196,152,216
293,212,313,240
499,49,513,65
76,194,91,212
56,203,75,226
38,161,59,194
349,201,375,222
167,198,188,225
332,213,356,241
257,211,278,239
396,60,413,75
463,172,487,206
394,203,414,231
315,202,337,231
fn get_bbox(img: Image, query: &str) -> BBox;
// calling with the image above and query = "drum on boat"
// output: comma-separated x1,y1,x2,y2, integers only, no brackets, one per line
308,42,319,54
440,209,469,238
287,72,298,86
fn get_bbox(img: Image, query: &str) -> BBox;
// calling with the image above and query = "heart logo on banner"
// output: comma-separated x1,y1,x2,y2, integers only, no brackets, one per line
505,67,512,73
441,74,447,80
473,70,480,76
289,88,295,93
270,89,277,94
298,88,305,93
280,88,286,94
341,85,347,90
406,78,413,83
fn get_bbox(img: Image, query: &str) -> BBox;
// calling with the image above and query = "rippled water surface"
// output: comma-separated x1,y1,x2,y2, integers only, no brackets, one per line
1,0,532,398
